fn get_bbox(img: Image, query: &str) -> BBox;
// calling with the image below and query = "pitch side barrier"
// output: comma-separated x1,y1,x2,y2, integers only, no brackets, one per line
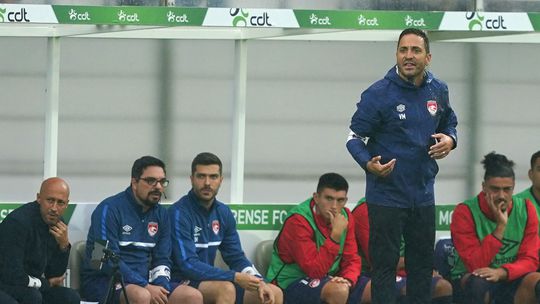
0,202,456,231
0,201,455,290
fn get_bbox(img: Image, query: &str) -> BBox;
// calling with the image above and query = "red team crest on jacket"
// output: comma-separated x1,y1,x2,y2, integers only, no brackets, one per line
426,100,438,116
148,222,158,237
212,220,220,235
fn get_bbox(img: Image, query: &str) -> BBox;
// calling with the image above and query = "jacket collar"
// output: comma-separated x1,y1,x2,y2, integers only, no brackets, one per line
385,65,433,89
187,189,217,213
125,186,157,214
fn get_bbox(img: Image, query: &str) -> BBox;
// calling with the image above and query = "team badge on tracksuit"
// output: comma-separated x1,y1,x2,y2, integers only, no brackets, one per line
308,279,320,288
212,220,220,235
427,100,438,116
148,222,158,237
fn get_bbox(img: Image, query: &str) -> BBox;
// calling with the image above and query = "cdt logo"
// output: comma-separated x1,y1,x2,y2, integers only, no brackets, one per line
0,7,30,23
466,12,506,30
118,10,140,22
405,15,426,27
167,11,189,23
229,8,271,27
309,13,331,25
68,9,91,21
358,14,379,26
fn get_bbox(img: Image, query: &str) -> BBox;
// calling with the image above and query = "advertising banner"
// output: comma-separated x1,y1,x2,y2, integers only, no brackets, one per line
0,4,57,24
440,12,533,31
1,3,540,33
294,10,443,30
203,8,299,28
52,5,206,26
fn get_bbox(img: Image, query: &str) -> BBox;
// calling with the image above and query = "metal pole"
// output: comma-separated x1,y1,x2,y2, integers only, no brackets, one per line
476,0,484,11
466,44,480,197
158,40,173,180
230,39,247,204
44,37,61,178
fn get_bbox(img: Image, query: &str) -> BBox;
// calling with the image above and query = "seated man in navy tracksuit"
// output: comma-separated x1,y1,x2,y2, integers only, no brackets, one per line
169,152,283,304
81,156,202,304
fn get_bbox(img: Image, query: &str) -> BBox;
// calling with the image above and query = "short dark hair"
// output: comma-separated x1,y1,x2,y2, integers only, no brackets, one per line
131,156,166,179
398,28,430,54
316,173,348,193
191,152,222,175
530,151,540,169
482,152,514,181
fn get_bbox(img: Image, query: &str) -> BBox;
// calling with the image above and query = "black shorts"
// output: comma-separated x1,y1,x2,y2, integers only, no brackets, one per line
284,275,370,304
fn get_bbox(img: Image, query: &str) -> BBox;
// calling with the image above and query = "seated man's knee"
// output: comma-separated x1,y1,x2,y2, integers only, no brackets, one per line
521,272,540,289
169,285,203,304
218,281,236,299
464,275,492,304
434,278,453,297
19,288,42,304
321,281,349,303
63,288,81,304
123,284,151,304
517,272,540,302
262,283,283,304
270,283,284,303
200,281,236,303
45,287,81,304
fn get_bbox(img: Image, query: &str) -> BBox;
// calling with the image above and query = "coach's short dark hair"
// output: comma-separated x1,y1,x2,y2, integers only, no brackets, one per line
398,28,430,53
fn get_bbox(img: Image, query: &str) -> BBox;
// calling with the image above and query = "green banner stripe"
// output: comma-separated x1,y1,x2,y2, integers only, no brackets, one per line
52,5,206,26
528,13,540,31
229,204,296,230
294,10,443,30
0,203,75,223
0,202,454,230
3,4,539,32
229,203,456,231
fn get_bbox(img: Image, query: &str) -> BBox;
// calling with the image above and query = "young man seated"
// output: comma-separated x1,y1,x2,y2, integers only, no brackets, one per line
450,152,540,304
267,173,370,304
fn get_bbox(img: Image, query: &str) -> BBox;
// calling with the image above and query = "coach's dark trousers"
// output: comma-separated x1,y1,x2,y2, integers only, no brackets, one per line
368,204,435,304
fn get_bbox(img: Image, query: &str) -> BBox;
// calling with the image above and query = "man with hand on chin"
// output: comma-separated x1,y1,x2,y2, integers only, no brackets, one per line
0,177,80,304
451,152,540,304
82,156,202,304
267,173,368,304
169,152,283,304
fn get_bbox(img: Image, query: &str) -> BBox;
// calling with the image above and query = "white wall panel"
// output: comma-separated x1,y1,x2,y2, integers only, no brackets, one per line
1,37,538,206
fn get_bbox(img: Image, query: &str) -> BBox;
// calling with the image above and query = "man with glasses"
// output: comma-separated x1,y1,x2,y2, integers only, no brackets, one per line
81,156,202,304
169,152,283,304
0,177,80,304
